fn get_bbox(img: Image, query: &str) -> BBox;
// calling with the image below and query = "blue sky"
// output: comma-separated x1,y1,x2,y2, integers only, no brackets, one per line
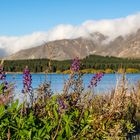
0,0,140,36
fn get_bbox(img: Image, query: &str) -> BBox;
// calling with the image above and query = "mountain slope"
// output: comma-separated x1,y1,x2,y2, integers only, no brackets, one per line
6,30,140,60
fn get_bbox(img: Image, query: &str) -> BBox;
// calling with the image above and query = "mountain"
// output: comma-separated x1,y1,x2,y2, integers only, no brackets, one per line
5,30,140,60
96,29,140,58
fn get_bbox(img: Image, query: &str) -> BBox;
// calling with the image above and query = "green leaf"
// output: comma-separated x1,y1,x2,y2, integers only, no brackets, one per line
53,107,58,120
0,83,5,94
65,124,72,138
0,105,4,118
11,100,19,111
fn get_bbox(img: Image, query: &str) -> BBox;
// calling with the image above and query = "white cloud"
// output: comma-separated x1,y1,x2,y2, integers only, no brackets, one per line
1,12,140,56
82,13,140,40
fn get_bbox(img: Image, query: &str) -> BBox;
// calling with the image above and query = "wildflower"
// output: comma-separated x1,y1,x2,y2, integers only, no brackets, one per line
88,73,104,88
22,66,32,93
0,65,6,80
0,63,13,105
70,57,80,72
63,57,83,95
1,81,9,93
0,64,8,93
57,98,68,113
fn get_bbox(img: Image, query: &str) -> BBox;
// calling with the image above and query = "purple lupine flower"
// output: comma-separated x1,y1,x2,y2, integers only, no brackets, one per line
70,57,80,72
0,64,13,105
57,98,68,113
22,66,32,93
2,81,9,93
88,73,104,88
0,64,8,93
0,65,6,80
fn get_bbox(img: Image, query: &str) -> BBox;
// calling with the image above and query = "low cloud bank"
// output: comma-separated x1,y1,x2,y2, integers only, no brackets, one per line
1,12,140,56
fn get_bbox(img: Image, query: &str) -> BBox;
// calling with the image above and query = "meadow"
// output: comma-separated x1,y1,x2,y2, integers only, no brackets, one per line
0,57,140,140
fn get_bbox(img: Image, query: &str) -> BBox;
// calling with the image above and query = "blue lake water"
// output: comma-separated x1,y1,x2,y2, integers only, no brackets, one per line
5,73,140,95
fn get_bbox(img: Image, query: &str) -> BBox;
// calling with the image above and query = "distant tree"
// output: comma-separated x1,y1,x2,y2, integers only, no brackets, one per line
52,66,56,72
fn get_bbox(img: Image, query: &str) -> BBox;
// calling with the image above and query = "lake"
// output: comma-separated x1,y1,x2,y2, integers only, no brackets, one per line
4,73,140,94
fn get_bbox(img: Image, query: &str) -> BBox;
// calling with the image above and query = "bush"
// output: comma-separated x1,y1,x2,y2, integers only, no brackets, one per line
126,68,140,73
105,68,114,73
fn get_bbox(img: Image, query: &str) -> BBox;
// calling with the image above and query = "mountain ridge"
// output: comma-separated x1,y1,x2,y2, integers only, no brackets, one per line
5,29,140,60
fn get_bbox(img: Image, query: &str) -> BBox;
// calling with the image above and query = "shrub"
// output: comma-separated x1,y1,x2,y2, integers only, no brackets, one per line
126,68,140,73
105,68,114,73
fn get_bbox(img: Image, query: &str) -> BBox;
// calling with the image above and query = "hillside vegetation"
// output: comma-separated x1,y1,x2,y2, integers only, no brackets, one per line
3,55,140,73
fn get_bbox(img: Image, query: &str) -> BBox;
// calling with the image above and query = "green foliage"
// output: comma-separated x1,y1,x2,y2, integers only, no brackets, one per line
0,91,137,139
126,68,140,73
3,55,140,73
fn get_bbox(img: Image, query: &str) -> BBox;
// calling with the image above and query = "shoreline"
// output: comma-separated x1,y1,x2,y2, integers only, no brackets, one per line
6,72,140,74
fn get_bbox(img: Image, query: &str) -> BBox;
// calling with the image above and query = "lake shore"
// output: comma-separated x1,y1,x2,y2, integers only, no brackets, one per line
6,69,140,74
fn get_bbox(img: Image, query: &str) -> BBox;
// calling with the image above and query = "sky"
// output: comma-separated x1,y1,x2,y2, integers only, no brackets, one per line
0,0,140,56
0,0,140,36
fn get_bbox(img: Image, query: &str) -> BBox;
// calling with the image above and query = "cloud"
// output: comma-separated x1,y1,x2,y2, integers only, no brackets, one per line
82,13,140,40
0,12,140,56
